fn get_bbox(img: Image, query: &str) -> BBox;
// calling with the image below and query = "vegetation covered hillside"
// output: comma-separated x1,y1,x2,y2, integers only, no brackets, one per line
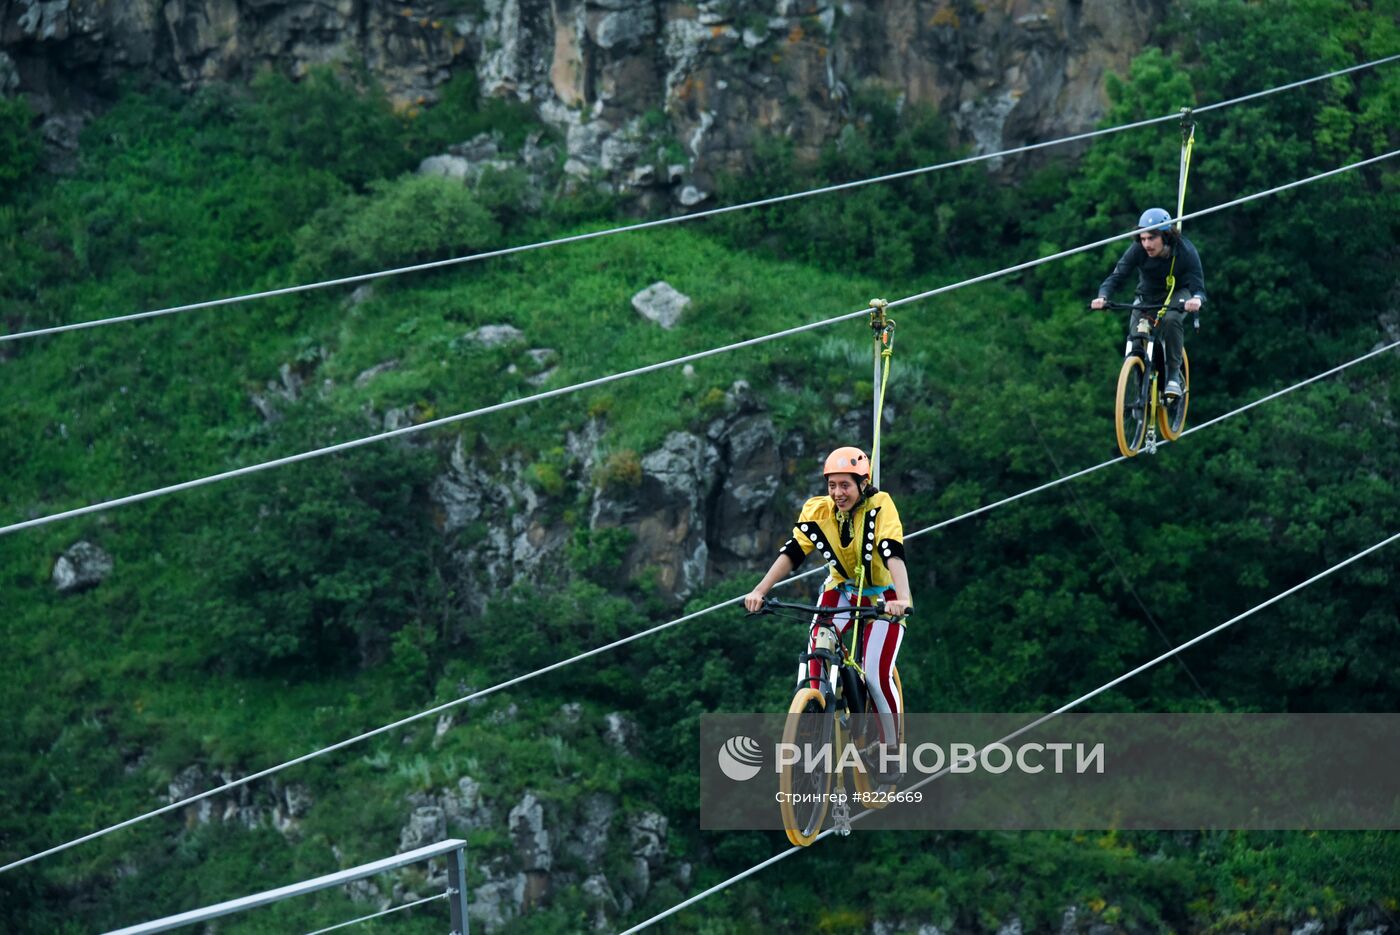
1,1,1398,932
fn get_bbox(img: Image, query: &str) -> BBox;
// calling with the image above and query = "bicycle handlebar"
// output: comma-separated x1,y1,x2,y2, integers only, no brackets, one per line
748,597,911,621
1091,301,1203,331
1090,301,1160,311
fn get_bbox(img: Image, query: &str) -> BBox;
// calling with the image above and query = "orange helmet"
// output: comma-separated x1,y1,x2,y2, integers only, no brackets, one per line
823,446,870,479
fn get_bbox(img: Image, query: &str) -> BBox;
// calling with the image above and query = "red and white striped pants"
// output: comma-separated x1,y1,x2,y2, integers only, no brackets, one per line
804,587,905,744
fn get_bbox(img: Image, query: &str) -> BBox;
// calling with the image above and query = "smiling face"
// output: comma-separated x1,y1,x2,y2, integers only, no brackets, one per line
827,474,863,512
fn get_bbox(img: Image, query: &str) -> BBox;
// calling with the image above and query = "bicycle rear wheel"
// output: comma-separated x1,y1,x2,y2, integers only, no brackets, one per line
852,666,904,804
1157,346,1190,440
779,688,834,846
1115,355,1149,457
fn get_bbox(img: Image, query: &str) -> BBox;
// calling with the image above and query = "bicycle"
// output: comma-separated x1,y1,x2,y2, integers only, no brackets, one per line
1099,301,1195,457
749,597,907,847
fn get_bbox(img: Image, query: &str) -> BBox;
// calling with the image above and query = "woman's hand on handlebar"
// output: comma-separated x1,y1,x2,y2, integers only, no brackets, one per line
743,591,769,613
883,599,913,618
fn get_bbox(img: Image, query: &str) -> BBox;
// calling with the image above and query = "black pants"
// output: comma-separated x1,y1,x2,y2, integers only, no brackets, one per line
1127,295,1188,381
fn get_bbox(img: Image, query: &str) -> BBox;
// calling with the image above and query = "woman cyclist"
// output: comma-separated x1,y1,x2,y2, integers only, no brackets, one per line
743,446,913,782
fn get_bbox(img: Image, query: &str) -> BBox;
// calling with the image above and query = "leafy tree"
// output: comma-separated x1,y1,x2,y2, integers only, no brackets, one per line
204,438,438,672
247,65,411,189
0,96,38,194
712,91,1012,280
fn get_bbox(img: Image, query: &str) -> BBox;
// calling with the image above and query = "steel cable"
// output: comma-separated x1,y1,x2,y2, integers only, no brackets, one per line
3,337,1392,875
3,54,1395,345
4,149,1395,538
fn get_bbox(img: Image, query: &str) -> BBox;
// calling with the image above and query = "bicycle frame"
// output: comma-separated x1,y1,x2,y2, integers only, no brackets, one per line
759,598,900,842
797,616,868,715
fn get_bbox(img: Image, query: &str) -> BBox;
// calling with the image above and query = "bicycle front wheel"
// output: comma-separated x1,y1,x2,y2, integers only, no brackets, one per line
779,687,834,846
1157,346,1190,440
1115,355,1149,457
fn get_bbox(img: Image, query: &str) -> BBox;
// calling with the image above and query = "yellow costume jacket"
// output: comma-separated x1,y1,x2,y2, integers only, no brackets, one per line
778,488,906,592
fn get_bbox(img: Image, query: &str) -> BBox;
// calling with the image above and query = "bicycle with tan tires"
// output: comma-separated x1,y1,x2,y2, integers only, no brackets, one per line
750,597,906,846
1101,301,1195,456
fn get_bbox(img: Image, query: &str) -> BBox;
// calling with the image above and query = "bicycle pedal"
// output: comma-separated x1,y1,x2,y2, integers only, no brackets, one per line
830,797,852,836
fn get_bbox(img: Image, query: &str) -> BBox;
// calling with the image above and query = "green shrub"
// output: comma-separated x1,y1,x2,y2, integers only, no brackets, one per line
529,461,566,496
567,527,636,583
595,449,642,490
293,173,501,277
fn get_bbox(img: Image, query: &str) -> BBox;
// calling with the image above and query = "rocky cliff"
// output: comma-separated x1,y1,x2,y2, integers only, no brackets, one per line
2,0,1163,193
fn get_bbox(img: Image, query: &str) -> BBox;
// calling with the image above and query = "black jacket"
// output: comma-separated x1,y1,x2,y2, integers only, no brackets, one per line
1098,235,1207,307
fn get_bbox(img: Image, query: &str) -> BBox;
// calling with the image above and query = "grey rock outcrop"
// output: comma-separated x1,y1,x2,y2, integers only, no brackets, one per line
441,775,495,831
508,791,551,910
471,858,527,932
459,323,526,349
508,791,551,872
582,873,619,930
564,792,616,866
250,353,326,423
4,1,1163,190
52,540,113,593
630,281,690,330
708,408,783,563
354,359,399,388
0,50,18,95
164,765,312,835
623,810,667,902
591,430,714,600
602,711,637,750
428,434,570,600
417,129,560,207
399,805,447,852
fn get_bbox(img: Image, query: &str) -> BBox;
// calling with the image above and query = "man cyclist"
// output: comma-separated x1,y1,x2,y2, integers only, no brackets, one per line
1091,207,1206,399
744,446,912,782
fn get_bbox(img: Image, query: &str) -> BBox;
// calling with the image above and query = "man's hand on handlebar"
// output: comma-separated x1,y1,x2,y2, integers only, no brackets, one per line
1090,296,1108,310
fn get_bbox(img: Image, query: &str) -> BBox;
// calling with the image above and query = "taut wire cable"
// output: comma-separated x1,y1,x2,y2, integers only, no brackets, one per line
618,528,1400,933
4,149,1394,537
3,54,1395,345
3,337,1392,874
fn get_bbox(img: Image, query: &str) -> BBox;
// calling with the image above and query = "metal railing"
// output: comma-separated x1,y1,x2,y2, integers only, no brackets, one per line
105,838,470,934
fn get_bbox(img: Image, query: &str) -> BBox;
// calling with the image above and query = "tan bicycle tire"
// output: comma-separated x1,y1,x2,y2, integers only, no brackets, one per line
779,687,833,846
1115,355,1148,457
1157,346,1191,440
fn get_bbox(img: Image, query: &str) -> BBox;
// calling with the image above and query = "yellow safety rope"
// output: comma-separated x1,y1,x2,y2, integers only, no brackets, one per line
836,299,900,664
1160,111,1196,320
868,299,896,478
